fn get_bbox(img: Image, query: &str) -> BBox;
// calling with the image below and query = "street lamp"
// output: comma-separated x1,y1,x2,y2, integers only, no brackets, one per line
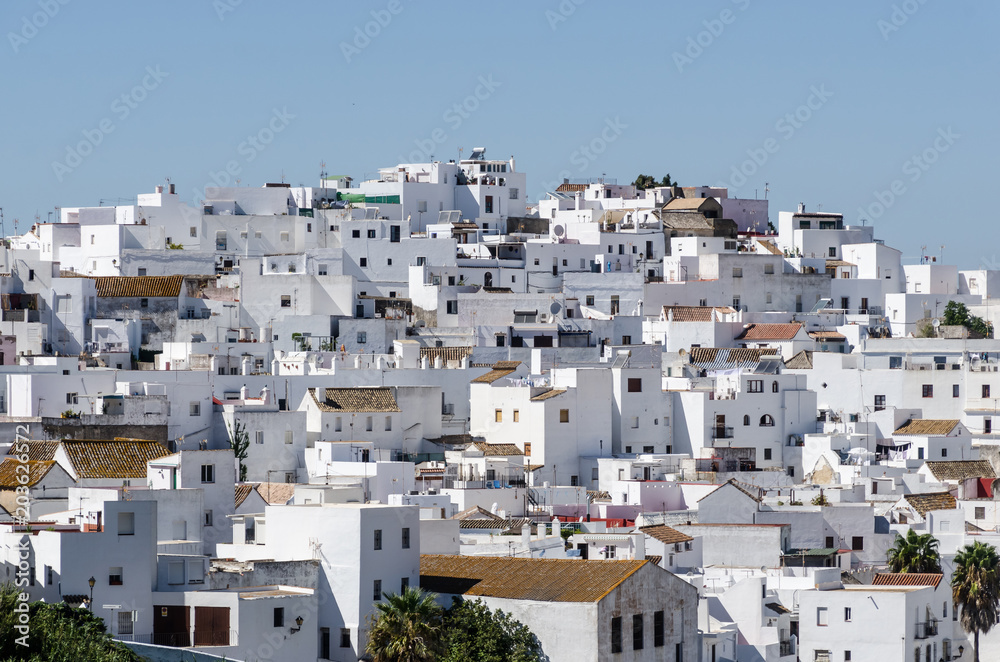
291,615,303,633
88,576,96,612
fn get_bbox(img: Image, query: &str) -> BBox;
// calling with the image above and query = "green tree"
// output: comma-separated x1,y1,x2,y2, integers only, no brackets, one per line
943,301,993,338
440,598,544,662
633,173,675,190
226,419,249,481
0,584,142,662
885,529,942,574
952,541,1000,662
366,587,443,662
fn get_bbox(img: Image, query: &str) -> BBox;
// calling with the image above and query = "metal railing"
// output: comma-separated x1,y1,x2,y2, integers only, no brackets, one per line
712,426,734,439
914,619,938,639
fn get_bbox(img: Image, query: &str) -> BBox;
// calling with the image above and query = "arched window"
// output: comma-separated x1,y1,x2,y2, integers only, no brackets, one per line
759,414,775,427
743,415,750,426
772,381,779,393
484,272,493,288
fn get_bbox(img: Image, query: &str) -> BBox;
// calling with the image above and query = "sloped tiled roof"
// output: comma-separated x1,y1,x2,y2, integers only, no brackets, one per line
419,346,473,363
471,361,523,384
94,275,184,298
0,459,58,488
6,440,59,462
555,183,588,192
420,555,648,603
924,460,996,481
471,442,523,457
809,331,846,340
903,492,957,517
62,440,171,479
662,305,736,322
698,478,762,503
235,484,255,508
873,573,943,589
530,389,566,402
893,420,959,436
689,347,780,369
663,197,712,211
736,323,804,341
309,387,400,412
639,524,693,545
784,350,814,369
256,482,296,505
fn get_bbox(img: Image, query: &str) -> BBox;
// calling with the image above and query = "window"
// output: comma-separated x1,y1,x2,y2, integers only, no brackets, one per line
510,187,519,199
341,628,351,648
285,430,293,444
446,300,458,315
274,607,285,627
109,567,123,585
374,529,382,550
829,247,837,257
622,335,631,345
630,417,639,429
255,430,264,444
985,385,992,398
817,607,828,626
586,295,595,306
922,385,933,398
513,409,519,422
366,416,373,431
611,617,622,654
66,392,78,405
733,296,741,310
844,607,852,621
610,295,620,315
280,231,289,242
204,510,213,527
852,536,863,551
401,577,409,592
986,419,993,434
747,380,763,393
733,267,743,278
28,269,34,281
954,384,960,397
764,448,772,460
280,295,291,308
764,263,774,274
976,506,986,519
495,409,503,423
560,409,569,423
772,381,779,393
318,264,328,276
190,401,201,416
743,415,750,426
373,579,382,601
335,417,342,432
201,465,214,483
367,229,376,239
352,229,361,238
360,257,367,267
118,511,135,535
874,395,886,411
760,414,774,427
633,614,644,650
524,442,531,456
627,378,642,392
653,610,664,647
402,527,410,549
357,332,367,344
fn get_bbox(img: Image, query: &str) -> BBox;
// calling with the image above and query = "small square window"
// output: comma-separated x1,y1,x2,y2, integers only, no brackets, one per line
200,465,214,484
109,567,123,585
352,229,361,238
368,229,377,239
340,628,351,648
360,258,368,267
560,409,569,423
274,607,284,627
190,402,201,416
280,295,291,308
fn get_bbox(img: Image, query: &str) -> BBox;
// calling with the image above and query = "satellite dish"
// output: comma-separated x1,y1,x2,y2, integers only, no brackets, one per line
761,565,768,574
932,319,941,328
678,348,687,357
552,224,565,237
549,302,561,315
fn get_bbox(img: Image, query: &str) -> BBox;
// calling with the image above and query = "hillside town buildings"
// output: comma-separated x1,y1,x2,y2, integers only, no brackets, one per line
2,146,1000,661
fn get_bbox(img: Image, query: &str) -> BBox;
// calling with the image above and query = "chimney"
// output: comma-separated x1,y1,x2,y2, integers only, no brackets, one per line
797,203,805,213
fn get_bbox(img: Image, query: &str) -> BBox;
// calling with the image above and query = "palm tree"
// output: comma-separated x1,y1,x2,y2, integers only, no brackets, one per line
885,529,942,574
952,541,1000,662
366,586,443,662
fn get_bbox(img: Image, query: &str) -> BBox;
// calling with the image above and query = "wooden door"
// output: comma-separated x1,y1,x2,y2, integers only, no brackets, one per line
153,605,190,647
194,606,230,646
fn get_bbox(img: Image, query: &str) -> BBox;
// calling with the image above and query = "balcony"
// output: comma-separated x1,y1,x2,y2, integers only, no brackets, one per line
914,619,938,639
780,641,794,657
712,426,734,439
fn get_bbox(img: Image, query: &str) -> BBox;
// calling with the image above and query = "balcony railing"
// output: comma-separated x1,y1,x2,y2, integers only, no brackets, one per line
712,426,734,439
779,641,794,657
914,619,938,639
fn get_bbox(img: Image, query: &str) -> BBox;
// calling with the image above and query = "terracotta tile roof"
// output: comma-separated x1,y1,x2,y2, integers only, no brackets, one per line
664,197,712,211
873,573,943,589
809,331,846,340
825,259,855,267
470,360,523,384
93,275,184,298
736,323,804,341
924,460,996,481
530,389,566,401
689,347,780,368
235,484,255,508
893,420,959,436
62,440,171,479
256,482,296,505
784,350,814,369
662,305,737,322
451,505,500,521
0,459,58,488
458,518,531,531
587,490,611,502
419,346,473,363
555,183,588,192
903,492,957,517
309,387,400,412
420,555,648,603
646,555,662,566
471,442,523,456
6,441,59,462
483,287,514,293
640,524,693,545
451,222,480,230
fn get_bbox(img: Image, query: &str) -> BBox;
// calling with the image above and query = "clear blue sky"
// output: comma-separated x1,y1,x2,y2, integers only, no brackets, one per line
2,1,996,267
